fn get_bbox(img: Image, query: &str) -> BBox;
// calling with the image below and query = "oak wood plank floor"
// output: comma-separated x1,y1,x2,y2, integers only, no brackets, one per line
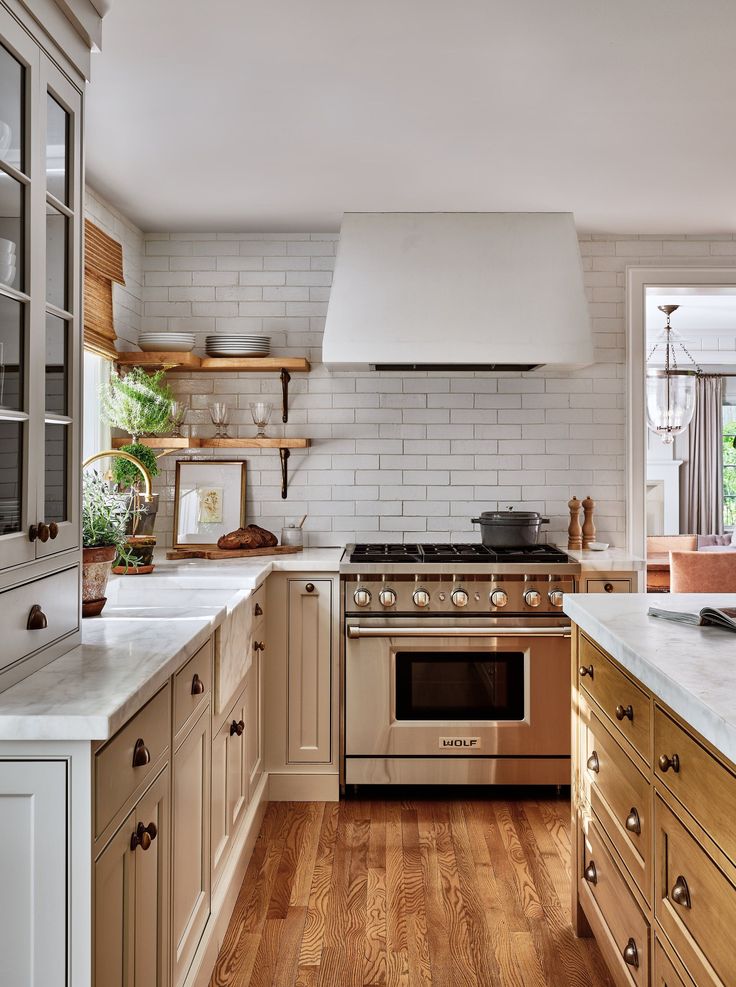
209,795,613,987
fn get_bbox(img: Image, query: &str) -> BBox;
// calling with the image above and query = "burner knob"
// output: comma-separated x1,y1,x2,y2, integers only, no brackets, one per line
548,589,564,607
413,588,430,608
451,589,469,608
353,588,372,608
524,589,542,608
490,589,508,608
379,588,397,608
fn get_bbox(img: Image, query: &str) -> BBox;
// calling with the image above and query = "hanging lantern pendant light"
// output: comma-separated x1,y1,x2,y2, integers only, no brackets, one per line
646,304,701,444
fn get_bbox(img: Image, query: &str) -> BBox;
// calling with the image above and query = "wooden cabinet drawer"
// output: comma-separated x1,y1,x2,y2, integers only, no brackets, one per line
654,706,736,867
655,795,735,987
654,936,695,987
579,635,651,764
582,704,650,900
0,566,78,674
585,578,633,594
173,639,212,741
95,684,171,839
580,815,650,986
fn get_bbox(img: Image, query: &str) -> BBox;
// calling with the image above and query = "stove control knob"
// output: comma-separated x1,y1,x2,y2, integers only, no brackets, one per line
524,589,542,608
451,589,469,608
379,588,397,608
413,588,430,608
353,588,372,608
490,589,508,608
548,589,565,607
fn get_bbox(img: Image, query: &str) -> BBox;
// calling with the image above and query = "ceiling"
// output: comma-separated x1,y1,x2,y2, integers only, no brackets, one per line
86,0,736,233
646,289,736,337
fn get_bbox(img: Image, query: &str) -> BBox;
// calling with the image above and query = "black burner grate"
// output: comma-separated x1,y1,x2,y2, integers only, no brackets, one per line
348,542,572,565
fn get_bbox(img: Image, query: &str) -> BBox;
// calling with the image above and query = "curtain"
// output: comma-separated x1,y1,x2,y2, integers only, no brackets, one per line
685,375,724,534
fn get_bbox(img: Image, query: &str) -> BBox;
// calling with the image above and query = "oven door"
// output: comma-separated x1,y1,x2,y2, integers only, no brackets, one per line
344,620,571,758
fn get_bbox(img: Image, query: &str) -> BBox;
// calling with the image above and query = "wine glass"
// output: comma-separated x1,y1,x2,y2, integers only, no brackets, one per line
209,401,229,438
249,401,272,439
170,400,187,437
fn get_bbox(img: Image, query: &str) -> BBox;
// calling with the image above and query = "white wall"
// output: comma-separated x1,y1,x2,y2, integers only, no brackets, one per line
132,231,736,549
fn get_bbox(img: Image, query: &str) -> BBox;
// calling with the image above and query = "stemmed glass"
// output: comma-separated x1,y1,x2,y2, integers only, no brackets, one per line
209,401,229,438
249,401,272,439
170,400,187,437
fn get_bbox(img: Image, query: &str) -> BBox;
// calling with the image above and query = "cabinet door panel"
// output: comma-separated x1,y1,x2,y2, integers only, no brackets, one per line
95,807,135,987
134,767,170,987
0,759,67,987
172,707,210,987
287,578,332,763
247,648,263,800
227,689,248,834
211,713,231,890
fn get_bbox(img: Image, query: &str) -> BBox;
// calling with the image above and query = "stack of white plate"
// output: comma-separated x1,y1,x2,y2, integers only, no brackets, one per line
138,332,195,353
0,237,17,289
205,334,271,357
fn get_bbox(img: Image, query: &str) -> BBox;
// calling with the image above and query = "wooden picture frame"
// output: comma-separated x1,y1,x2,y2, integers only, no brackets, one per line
173,459,246,550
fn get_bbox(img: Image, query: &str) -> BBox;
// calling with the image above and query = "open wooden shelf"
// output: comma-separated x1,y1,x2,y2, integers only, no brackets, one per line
111,436,310,450
115,352,310,373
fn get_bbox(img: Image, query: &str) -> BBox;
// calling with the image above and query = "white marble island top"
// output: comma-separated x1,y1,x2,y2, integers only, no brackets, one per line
564,592,736,765
0,548,343,742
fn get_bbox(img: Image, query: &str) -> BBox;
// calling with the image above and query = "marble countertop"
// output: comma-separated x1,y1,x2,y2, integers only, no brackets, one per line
556,545,645,571
0,548,343,743
564,592,736,765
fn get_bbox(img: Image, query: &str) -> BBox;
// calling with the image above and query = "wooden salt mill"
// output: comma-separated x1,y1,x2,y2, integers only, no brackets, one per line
582,495,596,549
568,496,582,551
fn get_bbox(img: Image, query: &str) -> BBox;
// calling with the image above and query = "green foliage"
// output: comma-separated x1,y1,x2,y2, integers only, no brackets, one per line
112,442,159,489
82,470,136,564
100,367,174,438
723,416,736,528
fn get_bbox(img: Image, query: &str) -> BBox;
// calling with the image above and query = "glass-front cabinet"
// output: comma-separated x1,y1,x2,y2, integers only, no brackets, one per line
0,11,81,571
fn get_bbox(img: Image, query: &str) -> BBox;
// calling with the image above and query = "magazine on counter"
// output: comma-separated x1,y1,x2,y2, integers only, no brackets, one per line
648,606,736,632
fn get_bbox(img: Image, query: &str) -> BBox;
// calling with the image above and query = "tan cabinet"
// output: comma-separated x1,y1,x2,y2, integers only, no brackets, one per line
585,577,633,593
94,766,170,987
211,684,249,891
171,704,211,987
246,647,263,800
287,578,332,763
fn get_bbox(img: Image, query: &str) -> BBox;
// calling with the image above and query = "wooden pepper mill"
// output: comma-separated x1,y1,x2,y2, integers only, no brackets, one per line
568,496,582,551
582,495,596,549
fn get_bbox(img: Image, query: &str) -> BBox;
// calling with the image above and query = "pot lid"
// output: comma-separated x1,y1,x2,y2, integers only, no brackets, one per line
475,510,547,523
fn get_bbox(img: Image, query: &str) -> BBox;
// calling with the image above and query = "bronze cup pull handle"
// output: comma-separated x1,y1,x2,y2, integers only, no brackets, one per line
191,673,205,695
671,875,691,908
254,640,265,652
254,602,263,616
230,719,245,737
623,939,639,968
586,751,600,774
578,664,594,678
27,604,48,630
584,861,597,885
132,738,151,768
615,703,634,721
625,807,641,835
658,752,680,773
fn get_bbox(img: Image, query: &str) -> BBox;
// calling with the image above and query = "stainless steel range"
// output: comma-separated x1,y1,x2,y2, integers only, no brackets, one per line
340,543,580,789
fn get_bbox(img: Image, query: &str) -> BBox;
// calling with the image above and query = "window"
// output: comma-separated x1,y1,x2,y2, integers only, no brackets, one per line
83,350,110,463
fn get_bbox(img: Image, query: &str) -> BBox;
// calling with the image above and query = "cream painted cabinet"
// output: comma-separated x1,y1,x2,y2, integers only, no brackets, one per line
171,704,211,987
211,684,248,891
246,646,263,800
287,578,333,763
94,766,170,987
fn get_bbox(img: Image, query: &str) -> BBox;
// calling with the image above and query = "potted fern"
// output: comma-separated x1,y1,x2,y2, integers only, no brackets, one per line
82,471,136,616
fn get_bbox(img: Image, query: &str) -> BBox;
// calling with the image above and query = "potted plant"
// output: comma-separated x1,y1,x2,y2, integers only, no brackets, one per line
82,470,137,616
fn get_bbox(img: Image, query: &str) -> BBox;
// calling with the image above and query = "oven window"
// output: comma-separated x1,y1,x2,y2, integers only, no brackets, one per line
395,651,525,721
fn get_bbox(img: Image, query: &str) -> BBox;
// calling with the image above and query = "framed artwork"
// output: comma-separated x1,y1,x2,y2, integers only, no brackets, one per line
173,460,246,549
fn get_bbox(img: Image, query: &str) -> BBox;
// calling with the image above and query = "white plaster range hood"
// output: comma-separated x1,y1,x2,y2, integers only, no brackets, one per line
322,212,594,371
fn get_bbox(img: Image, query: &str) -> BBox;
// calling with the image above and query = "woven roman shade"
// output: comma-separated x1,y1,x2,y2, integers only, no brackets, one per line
83,218,125,360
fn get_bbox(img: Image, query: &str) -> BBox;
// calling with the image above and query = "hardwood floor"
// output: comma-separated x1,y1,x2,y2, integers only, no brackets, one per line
209,793,613,987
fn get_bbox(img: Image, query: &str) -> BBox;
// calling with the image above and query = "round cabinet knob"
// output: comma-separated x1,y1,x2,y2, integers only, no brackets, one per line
451,589,469,608
36,522,50,543
230,719,245,737
48,522,59,540
615,703,634,722
305,583,315,593
524,590,542,608
379,588,397,608
658,752,680,774
353,588,371,608
579,664,594,679
586,751,600,774
130,821,158,852
490,589,508,608
413,589,430,608
548,589,564,607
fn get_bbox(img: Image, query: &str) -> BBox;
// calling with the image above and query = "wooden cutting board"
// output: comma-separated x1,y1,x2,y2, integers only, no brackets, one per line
165,545,302,560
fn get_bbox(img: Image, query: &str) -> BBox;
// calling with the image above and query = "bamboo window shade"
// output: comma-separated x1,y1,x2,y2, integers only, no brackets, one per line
83,219,125,360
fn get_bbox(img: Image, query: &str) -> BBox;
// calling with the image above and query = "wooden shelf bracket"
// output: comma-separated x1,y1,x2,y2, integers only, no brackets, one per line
279,447,290,499
280,369,291,424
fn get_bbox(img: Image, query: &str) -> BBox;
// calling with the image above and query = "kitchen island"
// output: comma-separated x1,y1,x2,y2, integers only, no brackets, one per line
564,592,736,987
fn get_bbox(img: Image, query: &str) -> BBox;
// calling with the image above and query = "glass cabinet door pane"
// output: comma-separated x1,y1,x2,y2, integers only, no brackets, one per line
45,313,67,415
46,203,67,310
0,420,22,533
0,173,24,292
0,43,24,173
0,294,23,413
44,424,67,523
46,94,68,204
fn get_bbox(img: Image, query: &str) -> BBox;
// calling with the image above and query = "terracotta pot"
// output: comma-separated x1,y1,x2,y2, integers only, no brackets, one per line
82,545,117,616
113,535,156,574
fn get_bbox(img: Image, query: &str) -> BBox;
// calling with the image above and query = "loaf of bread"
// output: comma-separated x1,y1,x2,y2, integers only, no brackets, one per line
217,524,278,550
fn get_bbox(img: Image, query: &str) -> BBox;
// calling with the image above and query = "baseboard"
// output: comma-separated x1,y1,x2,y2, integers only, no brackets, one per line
268,771,340,801
184,772,269,987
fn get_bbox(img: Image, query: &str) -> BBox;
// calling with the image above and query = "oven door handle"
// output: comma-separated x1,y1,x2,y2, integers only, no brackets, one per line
347,625,571,639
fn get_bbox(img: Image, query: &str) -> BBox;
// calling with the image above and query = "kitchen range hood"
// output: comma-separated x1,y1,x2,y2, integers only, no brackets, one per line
322,212,593,371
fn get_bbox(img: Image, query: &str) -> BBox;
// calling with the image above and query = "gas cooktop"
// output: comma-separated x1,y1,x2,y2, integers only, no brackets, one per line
347,542,572,565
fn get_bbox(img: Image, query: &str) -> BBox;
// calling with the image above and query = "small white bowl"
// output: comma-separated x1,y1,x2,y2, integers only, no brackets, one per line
586,542,609,552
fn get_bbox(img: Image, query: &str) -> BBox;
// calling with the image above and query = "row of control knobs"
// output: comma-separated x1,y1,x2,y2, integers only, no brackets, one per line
352,587,565,608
